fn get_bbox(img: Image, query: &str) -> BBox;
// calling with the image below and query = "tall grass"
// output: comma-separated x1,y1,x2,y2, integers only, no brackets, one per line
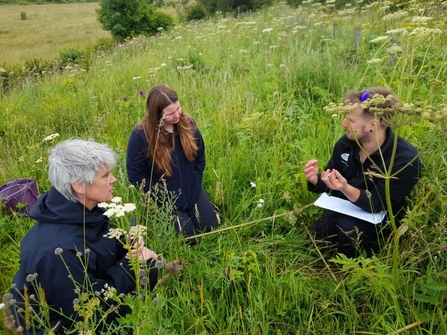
1,1,447,334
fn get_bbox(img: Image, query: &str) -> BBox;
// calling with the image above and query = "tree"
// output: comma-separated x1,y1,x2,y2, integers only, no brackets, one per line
96,0,174,42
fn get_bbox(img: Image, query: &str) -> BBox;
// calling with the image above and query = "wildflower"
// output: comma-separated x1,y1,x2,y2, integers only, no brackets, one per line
138,90,147,97
73,298,80,305
250,182,257,188
74,288,81,294
42,133,60,142
76,251,82,257
165,260,181,275
3,292,13,303
139,276,149,286
26,274,35,282
262,28,273,33
29,294,36,301
103,228,126,239
129,225,147,238
137,295,144,300
54,247,63,255
332,114,338,118
388,44,402,54
132,76,140,80
122,96,128,101
160,63,167,67
35,157,43,163
370,36,388,43
85,248,90,254
137,269,146,277
155,259,166,269
153,296,159,304
367,58,383,64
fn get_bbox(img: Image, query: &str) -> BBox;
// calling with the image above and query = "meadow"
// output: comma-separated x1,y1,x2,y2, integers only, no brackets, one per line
0,3,111,67
1,0,447,334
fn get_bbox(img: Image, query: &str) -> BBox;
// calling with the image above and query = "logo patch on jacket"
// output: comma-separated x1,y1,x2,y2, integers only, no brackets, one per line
341,153,350,165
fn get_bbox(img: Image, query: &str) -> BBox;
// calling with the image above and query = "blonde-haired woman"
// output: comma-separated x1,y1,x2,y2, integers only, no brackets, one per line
126,84,218,237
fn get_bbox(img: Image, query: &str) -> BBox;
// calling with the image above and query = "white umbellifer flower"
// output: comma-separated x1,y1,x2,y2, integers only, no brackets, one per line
332,114,338,118
370,36,388,43
35,157,43,163
250,182,257,188
129,225,147,238
367,58,383,64
99,198,136,218
388,44,402,54
103,228,127,239
160,63,167,67
132,76,140,80
43,133,60,142
262,28,273,33
386,28,408,35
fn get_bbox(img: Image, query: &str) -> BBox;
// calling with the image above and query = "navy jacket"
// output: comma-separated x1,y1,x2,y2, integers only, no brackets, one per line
10,187,136,334
126,123,205,211
309,128,422,218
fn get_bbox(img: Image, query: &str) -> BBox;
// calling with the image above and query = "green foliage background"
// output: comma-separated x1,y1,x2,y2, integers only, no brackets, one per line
1,0,447,334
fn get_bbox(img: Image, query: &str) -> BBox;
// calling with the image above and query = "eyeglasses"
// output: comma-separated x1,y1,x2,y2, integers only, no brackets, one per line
360,90,371,102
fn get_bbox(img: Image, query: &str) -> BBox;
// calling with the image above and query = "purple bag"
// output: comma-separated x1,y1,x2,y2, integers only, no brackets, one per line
0,178,39,215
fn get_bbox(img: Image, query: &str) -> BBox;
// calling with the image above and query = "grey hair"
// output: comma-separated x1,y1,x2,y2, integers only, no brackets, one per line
48,139,117,202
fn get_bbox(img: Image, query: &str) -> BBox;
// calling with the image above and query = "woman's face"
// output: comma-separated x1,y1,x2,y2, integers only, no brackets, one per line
162,101,182,126
81,165,117,210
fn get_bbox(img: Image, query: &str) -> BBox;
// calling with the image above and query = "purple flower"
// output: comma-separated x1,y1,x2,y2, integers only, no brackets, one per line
138,90,147,97
122,96,128,101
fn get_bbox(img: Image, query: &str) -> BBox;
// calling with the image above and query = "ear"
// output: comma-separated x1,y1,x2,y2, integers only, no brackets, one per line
71,182,86,196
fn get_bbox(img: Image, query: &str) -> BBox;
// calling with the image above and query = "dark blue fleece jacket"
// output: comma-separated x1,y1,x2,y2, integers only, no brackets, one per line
126,124,205,211
9,187,137,334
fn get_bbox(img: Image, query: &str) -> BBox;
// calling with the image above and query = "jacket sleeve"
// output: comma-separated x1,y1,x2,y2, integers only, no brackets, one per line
38,248,136,318
194,128,206,183
353,154,421,213
126,127,156,193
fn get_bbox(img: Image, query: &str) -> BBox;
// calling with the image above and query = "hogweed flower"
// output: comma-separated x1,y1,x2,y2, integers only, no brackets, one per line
99,197,136,218
103,228,126,239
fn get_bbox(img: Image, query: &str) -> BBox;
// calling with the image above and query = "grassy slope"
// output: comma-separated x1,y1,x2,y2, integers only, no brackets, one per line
1,1,447,334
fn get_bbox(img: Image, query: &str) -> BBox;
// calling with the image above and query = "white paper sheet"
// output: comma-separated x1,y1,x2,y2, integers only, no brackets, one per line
314,193,387,224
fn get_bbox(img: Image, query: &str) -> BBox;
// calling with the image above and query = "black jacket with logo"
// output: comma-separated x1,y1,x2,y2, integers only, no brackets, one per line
308,128,422,218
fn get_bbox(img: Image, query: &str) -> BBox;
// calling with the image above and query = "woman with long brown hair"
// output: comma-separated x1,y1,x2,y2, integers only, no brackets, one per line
126,84,218,237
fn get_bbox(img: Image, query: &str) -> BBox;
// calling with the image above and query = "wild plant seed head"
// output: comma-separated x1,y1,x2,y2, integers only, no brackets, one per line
3,292,13,303
54,247,64,255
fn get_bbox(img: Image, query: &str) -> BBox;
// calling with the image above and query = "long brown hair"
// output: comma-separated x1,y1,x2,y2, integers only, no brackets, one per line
139,84,198,176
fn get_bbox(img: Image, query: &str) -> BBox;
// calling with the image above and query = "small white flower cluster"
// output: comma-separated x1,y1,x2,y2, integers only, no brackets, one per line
42,133,60,142
370,36,389,44
129,225,147,238
98,197,136,218
256,199,265,209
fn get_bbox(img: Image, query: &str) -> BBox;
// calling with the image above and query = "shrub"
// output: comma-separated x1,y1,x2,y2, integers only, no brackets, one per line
20,11,27,20
59,47,84,66
185,3,207,21
96,0,175,42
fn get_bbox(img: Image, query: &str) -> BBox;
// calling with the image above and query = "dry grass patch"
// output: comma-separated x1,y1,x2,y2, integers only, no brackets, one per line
0,3,111,66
